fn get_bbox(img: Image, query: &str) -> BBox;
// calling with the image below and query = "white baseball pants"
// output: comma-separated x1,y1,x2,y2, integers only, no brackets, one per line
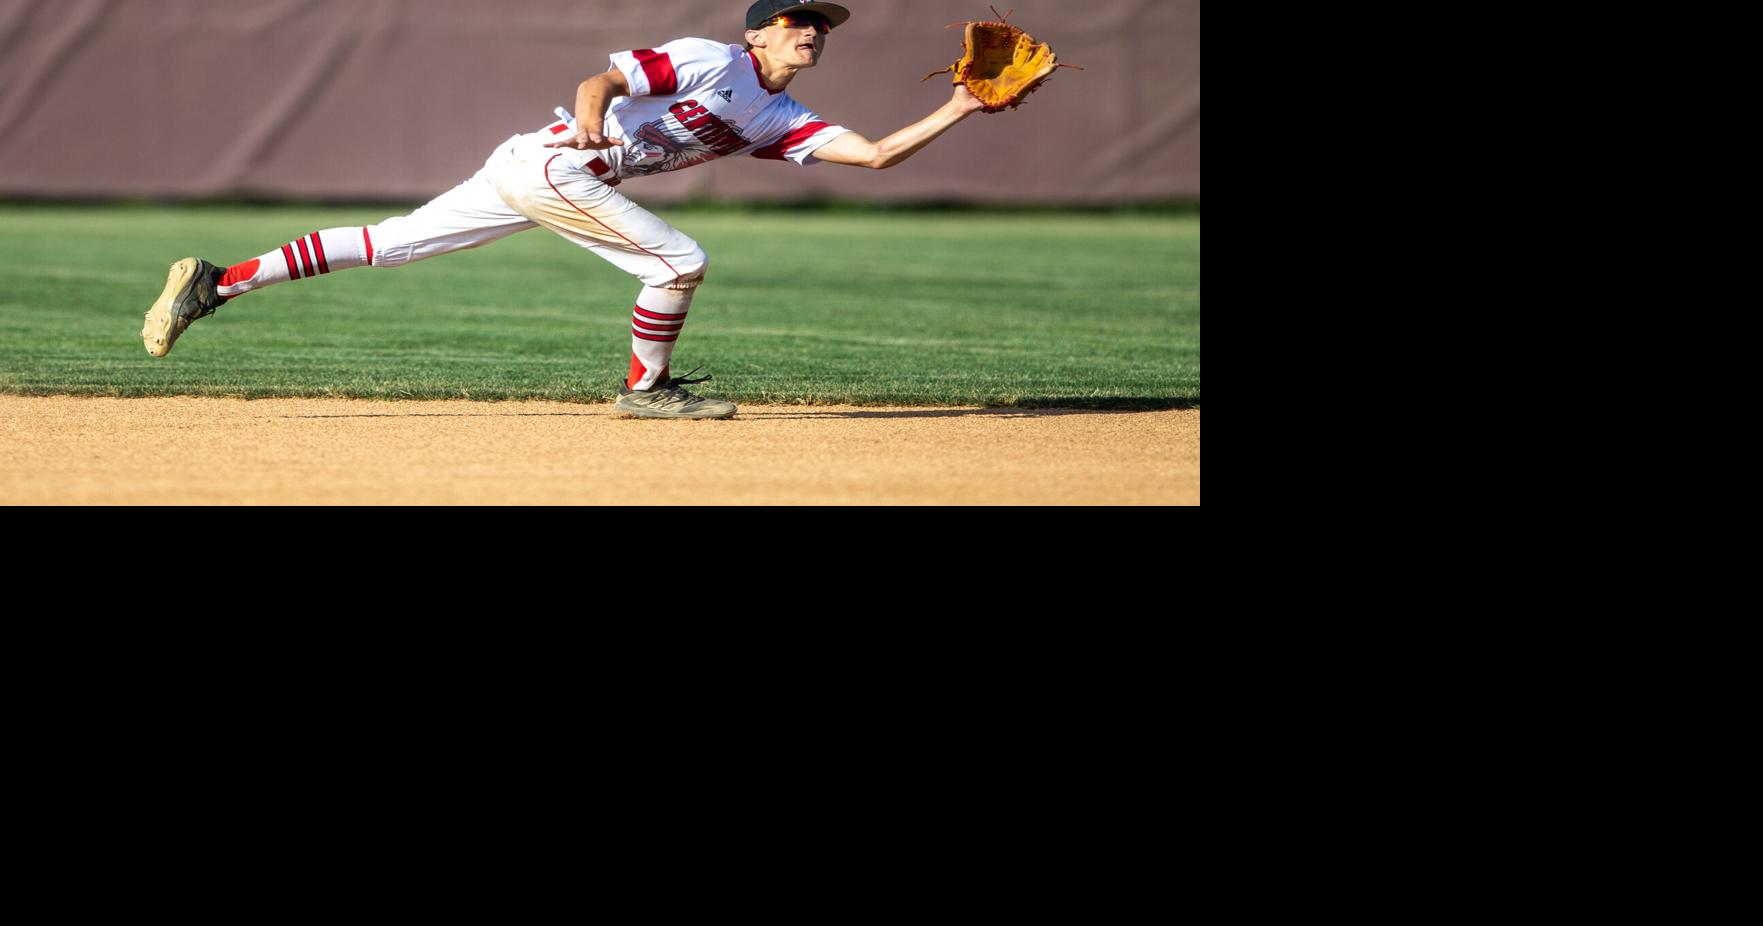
377,134,706,389
215,133,706,390
371,133,706,291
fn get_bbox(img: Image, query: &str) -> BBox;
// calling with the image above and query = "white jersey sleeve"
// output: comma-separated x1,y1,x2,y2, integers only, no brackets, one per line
608,38,735,98
749,97,851,166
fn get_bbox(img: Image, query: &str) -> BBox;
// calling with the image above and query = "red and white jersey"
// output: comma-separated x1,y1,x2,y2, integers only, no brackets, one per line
539,38,851,182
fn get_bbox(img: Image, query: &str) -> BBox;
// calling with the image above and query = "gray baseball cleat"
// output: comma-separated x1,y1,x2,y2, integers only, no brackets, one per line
141,257,227,357
614,370,737,419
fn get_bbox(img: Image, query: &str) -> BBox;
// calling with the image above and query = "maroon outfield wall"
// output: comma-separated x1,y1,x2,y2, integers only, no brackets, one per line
0,0,1198,203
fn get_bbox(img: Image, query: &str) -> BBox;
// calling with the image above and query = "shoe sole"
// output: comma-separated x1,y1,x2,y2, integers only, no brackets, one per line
141,258,203,357
614,397,737,420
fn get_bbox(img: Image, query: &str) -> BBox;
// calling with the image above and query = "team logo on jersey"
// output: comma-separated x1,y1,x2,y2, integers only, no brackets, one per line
622,99,750,177
715,89,734,103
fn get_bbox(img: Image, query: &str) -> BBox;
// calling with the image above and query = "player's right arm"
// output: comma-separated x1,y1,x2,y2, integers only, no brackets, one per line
545,69,632,150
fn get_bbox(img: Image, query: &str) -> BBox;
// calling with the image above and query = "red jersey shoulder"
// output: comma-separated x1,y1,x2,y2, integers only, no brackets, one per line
750,98,847,163
613,39,741,98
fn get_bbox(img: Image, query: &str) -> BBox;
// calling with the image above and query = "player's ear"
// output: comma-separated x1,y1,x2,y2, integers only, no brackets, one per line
745,28,765,48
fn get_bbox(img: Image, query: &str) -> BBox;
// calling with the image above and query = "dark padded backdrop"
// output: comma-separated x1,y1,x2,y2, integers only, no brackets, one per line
0,0,1199,202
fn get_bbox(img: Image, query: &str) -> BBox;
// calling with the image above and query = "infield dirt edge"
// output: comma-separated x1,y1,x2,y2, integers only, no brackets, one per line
2,395,1199,505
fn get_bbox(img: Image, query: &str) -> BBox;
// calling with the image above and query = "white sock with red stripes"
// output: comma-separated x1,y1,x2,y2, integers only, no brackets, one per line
626,285,696,390
216,227,375,298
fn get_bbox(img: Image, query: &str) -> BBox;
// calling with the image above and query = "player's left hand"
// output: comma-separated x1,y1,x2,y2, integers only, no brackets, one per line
950,85,986,115
545,129,625,150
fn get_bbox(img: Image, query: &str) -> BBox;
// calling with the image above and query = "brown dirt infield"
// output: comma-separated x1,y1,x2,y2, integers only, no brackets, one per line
1,396,1199,505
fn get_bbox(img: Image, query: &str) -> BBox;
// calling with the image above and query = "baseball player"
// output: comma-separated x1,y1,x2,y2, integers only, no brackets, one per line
140,0,989,419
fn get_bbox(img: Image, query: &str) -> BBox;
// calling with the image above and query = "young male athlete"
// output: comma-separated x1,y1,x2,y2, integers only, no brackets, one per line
140,0,990,419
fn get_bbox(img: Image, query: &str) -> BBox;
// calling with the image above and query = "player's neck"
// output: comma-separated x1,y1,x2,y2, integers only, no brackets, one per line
750,47,800,91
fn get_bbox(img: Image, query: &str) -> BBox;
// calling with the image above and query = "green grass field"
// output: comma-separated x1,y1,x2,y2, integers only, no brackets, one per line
0,204,1199,407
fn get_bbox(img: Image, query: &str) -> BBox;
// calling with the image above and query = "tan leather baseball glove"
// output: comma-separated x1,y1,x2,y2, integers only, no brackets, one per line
921,8,1079,113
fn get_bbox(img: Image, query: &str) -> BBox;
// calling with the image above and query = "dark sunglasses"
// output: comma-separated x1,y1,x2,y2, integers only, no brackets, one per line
770,13,831,34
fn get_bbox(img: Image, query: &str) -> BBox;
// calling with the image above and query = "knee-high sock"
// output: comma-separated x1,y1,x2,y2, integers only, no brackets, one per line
627,285,696,390
217,227,376,298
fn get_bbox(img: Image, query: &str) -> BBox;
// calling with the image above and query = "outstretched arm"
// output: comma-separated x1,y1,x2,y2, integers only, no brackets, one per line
814,86,987,170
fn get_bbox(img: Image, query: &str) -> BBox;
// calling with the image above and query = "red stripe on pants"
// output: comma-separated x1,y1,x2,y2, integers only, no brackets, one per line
543,154,682,284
